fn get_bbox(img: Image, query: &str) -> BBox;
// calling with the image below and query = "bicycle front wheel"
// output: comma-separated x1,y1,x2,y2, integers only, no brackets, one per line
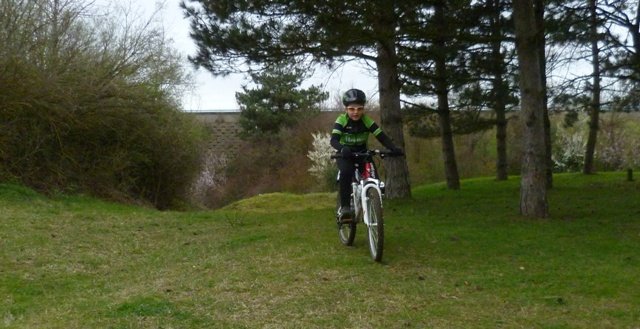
365,187,384,262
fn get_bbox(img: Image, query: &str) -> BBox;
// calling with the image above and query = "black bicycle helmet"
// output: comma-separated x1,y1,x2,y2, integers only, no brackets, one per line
342,89,367,106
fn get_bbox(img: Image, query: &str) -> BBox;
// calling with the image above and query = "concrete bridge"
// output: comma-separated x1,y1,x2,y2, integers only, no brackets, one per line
190,110,343,155
191,111,243,155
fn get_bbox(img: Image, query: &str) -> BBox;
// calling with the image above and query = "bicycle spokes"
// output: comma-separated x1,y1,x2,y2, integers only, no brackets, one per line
365,188,384,262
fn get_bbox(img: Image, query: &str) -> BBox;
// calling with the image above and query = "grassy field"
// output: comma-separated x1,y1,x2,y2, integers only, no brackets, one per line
1,172,639,328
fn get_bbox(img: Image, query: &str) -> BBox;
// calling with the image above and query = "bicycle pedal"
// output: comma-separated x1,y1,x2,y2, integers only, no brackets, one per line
336,214,353,224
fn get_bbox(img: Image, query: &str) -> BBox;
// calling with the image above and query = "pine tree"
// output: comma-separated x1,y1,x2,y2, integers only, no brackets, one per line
236,64,328,137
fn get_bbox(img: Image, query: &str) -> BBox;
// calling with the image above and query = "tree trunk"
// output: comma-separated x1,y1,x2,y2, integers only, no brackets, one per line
435,57,460,190
494,87,508,181
534,0,553,189
434,1,460,190
543,96,553,188
490,0,509,181
513,0,549,218
376,39,412,199
633,2,640,79
583,0,601,174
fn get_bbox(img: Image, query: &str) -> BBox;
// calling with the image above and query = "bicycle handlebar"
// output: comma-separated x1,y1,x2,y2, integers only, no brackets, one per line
330,149,405,159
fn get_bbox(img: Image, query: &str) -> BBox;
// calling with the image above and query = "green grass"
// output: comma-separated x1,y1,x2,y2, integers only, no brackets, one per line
1,173,639,328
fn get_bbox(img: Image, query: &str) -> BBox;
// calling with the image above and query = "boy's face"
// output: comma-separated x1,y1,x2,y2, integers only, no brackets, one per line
346,104,365,121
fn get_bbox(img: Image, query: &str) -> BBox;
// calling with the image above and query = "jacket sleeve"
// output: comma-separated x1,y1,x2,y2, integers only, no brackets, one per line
375,131,397,150
330,133,343,151
365,116,397,150
331,117,345,151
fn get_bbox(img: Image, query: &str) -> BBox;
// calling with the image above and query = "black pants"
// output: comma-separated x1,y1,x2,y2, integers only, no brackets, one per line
337,157,364,208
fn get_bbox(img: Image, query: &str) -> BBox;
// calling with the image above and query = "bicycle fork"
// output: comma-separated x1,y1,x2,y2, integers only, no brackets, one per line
359,179,383,226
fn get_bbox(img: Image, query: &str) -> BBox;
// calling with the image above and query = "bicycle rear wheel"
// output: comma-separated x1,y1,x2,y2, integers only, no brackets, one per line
336,194,356,246
365,187,384,262
338,221,356,246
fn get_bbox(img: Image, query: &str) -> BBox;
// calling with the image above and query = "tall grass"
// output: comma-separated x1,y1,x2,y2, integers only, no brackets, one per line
1,172,639,328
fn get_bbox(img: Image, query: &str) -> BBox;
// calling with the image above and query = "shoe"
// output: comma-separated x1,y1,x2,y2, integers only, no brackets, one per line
338,206,354,221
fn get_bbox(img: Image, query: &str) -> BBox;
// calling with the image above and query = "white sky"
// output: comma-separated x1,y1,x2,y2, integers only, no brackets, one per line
106,0,378,112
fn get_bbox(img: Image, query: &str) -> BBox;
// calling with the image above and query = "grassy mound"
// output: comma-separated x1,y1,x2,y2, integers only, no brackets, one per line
222,192,335,213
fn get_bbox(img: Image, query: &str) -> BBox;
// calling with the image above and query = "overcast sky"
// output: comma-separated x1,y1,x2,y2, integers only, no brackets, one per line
110,0,378,112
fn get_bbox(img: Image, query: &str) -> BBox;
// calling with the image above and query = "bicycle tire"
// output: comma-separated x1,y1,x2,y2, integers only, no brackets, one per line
336,194,356,246
365,187,384,262
338,221,356,246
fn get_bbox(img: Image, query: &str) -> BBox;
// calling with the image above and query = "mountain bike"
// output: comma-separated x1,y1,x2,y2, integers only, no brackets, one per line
331,149,402,262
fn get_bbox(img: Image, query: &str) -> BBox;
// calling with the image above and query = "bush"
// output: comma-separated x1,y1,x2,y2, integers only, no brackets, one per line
307,132,338,191
0,0,205,209
596,113,640,171
203,112,336,208
551,113,587,172
0,86,206,209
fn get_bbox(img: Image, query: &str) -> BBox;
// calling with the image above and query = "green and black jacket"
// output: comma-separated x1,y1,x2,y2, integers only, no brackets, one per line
330,113,395,152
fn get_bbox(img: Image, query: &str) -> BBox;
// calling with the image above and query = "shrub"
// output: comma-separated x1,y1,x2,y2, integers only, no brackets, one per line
307,132,338,191
0,0,205,209
203,112,337,208
551,114,587,172
190,150,230,207
209,135,305,207
597,113,640,171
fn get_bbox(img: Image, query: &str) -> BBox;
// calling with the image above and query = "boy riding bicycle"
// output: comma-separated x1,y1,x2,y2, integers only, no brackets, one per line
331,89,403,219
